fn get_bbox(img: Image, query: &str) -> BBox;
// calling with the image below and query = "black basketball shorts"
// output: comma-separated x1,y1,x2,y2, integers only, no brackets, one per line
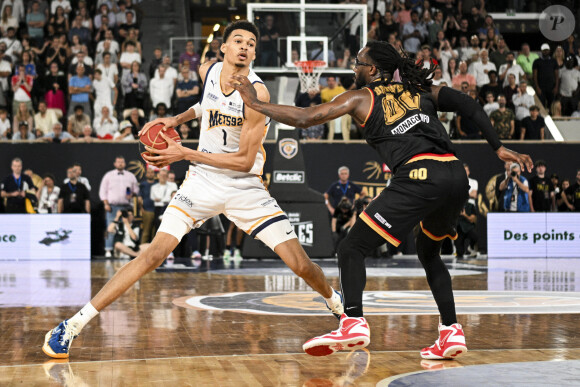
359,154,469,246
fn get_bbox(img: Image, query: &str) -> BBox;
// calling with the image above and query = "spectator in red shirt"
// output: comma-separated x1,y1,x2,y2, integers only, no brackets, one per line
11,64,33,116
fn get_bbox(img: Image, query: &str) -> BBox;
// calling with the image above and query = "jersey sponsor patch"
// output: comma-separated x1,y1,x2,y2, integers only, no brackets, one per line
390,113,430,135
207,109,243,130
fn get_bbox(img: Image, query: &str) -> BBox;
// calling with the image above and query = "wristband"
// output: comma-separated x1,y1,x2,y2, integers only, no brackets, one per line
190,103,202,118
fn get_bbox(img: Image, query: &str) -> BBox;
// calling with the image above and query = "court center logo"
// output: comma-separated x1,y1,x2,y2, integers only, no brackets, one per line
174,291,580,315
539,5,575,41
279,138,298,159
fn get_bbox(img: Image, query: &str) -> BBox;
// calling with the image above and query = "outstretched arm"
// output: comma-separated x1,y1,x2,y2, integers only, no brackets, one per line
229,74,370,128
431,85,534,173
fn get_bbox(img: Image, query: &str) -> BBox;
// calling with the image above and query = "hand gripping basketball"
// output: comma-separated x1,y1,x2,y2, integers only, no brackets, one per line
140,127,184,168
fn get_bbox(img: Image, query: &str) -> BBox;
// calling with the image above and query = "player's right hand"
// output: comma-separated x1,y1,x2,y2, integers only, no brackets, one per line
496,146,534,173
138,117,178,137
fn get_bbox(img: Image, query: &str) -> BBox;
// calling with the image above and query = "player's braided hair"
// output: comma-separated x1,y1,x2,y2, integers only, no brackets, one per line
365,41,436,95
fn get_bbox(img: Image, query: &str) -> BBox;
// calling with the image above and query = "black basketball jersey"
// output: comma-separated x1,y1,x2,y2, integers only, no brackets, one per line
361,81,455,172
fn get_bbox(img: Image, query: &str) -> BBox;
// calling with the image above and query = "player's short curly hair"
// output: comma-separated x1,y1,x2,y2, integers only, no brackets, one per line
223,20,260,44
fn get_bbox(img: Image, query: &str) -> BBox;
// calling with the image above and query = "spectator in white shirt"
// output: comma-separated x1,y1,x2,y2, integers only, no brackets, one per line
93,105,118,139
37,173,60,214
559,55,580,116
96,51,118,84
483,92,499,117
34,100,59,137
512,80,534,121
50,0,71,16
153,54,178,86
92,68,117,116
96,31,120,57
469,49,496,88
149,64,174,109
499,52,525,87
0,27,22,62
464,163,478,199
150,169,178,231
113,119,135,141
119,40,140,78
0,108,11,138
95,41,118,65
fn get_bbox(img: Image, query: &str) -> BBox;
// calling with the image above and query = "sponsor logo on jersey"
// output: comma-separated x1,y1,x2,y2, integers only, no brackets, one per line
227,101,243,113
390,113,430,135
207,92,219,101
279,138,298,159
174,193,193,208
207,109,243,130
273,171,305,184
373,213,392,228
260,198,276,207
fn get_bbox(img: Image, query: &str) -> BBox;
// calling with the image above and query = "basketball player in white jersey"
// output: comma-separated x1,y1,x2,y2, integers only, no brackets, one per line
42,20,343,359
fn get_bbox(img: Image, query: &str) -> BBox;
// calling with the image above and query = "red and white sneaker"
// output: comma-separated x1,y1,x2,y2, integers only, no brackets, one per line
421,323,467,360
303,314,370,357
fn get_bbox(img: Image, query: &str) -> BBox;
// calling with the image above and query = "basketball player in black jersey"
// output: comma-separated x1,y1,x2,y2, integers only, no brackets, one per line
230,41,533,359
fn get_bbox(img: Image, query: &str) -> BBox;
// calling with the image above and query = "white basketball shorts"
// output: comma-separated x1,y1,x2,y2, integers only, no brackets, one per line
158,166,297,250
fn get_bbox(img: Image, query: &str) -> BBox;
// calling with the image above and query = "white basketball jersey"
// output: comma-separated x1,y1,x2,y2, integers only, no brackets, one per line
196,62,270,176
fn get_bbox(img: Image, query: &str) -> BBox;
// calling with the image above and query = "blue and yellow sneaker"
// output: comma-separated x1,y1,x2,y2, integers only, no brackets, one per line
325,289,344,320
42,320,79,359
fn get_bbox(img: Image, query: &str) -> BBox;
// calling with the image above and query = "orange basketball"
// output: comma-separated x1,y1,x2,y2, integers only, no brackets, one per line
139,123,181,159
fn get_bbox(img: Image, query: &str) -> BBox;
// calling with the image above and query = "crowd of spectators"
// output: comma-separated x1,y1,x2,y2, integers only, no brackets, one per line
289,1,580,141
0,0,208,143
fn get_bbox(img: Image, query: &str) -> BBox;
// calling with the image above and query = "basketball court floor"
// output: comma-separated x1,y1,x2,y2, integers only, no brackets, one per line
1,256,579,386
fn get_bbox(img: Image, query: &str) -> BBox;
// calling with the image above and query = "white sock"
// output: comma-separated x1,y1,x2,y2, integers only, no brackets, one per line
68,302,99,332
325,288,340,306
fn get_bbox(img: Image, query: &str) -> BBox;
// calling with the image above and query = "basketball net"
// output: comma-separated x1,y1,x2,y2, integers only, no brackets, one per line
294,60,326,93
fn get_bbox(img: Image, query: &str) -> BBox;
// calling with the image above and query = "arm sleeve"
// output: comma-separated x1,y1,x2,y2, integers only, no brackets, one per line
437,86,503,151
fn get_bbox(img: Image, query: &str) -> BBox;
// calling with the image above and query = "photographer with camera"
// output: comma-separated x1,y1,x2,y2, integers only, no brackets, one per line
331,196,356,253
107,209,150,259
499,162,530,212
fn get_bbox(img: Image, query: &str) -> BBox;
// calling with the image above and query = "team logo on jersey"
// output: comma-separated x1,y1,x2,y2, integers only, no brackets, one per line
207,109,243,130
279,138,298,159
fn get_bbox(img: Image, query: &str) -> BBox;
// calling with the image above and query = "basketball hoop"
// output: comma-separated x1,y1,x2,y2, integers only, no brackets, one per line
294,60,326,93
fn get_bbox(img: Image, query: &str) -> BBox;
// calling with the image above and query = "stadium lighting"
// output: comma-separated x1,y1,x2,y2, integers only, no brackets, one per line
213,23,220,32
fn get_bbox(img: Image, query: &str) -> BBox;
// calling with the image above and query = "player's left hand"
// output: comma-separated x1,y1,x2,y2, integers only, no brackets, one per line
228,75,258,106
142,132,186,168
496,146,534,173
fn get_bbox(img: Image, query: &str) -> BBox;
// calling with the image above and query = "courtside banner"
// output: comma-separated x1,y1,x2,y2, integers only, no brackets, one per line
488,213,580,258
0,214,90,260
